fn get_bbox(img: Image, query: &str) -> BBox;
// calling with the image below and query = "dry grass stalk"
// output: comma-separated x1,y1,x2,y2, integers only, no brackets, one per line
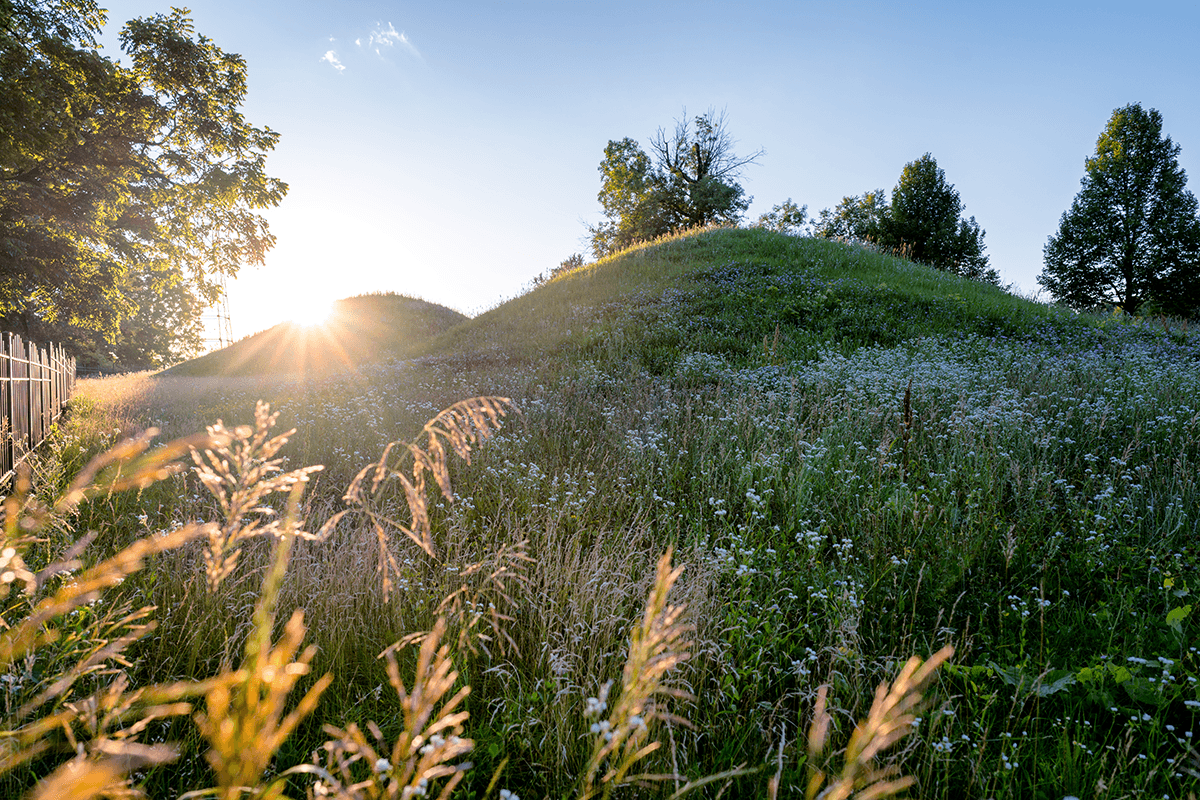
581,547,694,799
312,617,474,800
343,396,514,595
805,645,954,800
3,396,519,799
56,428,228,516
193,607,330,800
434,539,531,658
0,429,230,795
191,400,325,591
28,740,179,800
190,478,332,800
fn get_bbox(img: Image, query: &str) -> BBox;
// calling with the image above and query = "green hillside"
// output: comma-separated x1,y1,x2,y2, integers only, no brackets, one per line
162,292,467,377
426,226,1072,365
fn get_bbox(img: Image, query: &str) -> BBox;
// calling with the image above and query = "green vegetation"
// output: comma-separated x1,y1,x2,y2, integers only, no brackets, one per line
1041,103,1200,317
5,228,1200,798
587,110,762,259
0,1,285,370
814,153,997,284
161,293,467,378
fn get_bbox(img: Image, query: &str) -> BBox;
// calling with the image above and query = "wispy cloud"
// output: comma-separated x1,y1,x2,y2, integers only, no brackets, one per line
364,22,422,60
321,50,345,72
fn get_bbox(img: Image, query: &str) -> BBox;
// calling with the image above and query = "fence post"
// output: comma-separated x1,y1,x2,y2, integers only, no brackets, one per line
40,343,50,435
17,334,29,457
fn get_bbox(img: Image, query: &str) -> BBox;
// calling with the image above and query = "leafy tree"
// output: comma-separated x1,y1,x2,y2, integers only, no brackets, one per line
587,138,673,258
5,260,204,372
532,252,586,286
813,190,889,243
814,155,996,283
1039,103,1200,316
754,199,809,235
646,109,760,229
588,109,761,258
0,0,285,365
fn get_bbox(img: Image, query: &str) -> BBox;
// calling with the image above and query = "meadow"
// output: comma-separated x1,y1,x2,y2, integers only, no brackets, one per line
3,228,1199,798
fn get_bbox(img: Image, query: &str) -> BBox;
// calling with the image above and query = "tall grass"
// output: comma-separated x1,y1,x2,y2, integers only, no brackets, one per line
2,392,941,798
7,228,1200,797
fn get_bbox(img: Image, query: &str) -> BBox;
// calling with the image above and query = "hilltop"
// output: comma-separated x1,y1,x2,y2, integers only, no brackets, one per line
422,226,1077,366
163,228,1083,380
161,292,467,377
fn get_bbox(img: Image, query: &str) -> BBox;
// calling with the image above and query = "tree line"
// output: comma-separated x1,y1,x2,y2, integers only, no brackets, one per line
0,0,284,371
587,103,1200,318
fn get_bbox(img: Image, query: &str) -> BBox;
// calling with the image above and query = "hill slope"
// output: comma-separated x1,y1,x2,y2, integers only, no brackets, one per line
162,293,467,377
423,226,1075,366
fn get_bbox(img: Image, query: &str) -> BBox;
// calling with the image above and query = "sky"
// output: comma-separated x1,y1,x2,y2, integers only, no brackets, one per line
96,0,1200,345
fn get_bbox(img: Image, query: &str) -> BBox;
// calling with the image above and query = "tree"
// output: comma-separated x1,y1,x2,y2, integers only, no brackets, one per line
587,138,673,258
588,109,761,258
887,153,991,280
5,259,205,371
813,154,996,283
532,252,586,287
646,109,760,229
0,0,285,365
812,190,889,243
754,199,809,235
1039,103,1200,316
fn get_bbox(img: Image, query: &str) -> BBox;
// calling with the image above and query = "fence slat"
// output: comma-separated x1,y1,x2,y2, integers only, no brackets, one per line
1,332,77,487
1,334,10,478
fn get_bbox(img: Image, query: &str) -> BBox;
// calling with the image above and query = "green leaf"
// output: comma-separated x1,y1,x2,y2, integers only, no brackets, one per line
1106,663,1133,684
1122,677,1162,705
1036,670,1077,697
1166,604,1193,634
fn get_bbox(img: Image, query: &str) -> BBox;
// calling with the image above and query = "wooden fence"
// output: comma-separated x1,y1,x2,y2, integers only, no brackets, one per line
1,332,76,486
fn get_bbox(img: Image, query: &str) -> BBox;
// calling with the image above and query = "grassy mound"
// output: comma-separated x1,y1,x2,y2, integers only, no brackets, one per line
424,226,1074,366
163,292,467,377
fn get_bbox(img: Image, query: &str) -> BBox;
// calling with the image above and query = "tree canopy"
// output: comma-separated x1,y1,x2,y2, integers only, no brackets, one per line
753,199,809,235
812,189,889,244
0,0,285,368
588,109,761,258
889,154,990,279
814,154,996,283
1039,103,1200,316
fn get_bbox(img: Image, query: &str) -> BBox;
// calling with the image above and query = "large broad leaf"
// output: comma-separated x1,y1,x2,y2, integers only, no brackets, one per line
987,663,1076,697
1035,670,1077,697
1166,604,1193,635
1121,677,1163,705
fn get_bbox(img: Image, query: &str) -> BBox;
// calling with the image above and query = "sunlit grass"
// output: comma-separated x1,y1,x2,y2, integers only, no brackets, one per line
166,293,467,378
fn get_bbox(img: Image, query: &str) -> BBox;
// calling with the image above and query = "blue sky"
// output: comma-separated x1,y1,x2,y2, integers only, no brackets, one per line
97,1,1200,341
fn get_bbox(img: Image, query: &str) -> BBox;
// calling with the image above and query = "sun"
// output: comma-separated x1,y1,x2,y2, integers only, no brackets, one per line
286,293,337,327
